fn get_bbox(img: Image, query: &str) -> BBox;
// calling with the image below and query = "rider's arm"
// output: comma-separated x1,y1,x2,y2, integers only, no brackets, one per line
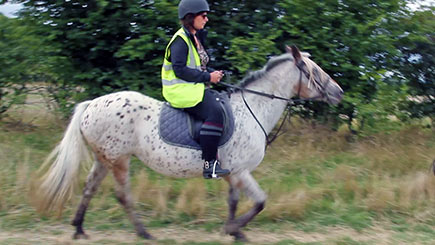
170,37,211,83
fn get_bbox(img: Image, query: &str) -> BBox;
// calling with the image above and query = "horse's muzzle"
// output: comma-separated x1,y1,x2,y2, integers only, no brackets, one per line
325,80,344,105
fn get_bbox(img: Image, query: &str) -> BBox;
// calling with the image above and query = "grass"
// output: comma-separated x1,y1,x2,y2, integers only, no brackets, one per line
0,100,434,244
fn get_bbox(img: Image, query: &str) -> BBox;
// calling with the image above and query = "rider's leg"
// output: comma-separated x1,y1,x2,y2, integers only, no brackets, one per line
185,89,230,178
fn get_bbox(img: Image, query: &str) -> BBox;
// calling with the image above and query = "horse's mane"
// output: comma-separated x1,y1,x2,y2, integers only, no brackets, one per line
238,52,330,92
238,53,294,88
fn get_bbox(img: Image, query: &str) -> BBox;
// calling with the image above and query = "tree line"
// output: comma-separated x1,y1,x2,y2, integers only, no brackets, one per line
0,0,433,132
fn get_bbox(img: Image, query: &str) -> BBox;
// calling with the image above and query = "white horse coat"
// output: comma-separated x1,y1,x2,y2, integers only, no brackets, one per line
36,46,343,241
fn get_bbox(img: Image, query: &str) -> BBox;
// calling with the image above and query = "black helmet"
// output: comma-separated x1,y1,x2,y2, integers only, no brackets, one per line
178,0,210,19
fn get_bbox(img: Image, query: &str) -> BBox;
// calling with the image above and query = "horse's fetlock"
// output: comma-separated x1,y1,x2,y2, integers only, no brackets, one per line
257,201,265,211
224,221,240,234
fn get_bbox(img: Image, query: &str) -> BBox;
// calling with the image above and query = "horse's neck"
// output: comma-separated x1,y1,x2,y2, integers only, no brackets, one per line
238,60,298,134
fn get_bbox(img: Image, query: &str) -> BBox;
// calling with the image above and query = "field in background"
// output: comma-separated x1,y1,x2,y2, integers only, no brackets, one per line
0,96,434,244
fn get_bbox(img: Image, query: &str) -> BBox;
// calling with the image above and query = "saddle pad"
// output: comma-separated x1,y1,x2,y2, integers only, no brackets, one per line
159,92,235,150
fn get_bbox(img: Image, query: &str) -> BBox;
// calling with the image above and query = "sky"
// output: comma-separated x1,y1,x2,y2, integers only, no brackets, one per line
0,3,22,18
0,1,433,18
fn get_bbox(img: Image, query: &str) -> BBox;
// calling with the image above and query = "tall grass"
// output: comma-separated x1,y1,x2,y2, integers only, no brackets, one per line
0,113,434,233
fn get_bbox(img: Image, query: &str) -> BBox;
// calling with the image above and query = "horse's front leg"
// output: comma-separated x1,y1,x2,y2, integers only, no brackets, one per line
72,160,108,239
224,171,266,242
112,156,154,240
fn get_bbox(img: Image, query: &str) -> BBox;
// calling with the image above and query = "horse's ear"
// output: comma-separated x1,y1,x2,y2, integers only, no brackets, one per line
288,45,302,63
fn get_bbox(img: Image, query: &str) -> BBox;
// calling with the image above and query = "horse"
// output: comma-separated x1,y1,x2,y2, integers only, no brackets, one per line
34,45,343,242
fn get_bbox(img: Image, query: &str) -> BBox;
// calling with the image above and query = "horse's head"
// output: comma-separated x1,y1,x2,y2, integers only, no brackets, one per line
286,45,343,105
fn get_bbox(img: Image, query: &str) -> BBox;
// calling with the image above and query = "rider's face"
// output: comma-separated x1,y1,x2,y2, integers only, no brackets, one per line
193,12,208,30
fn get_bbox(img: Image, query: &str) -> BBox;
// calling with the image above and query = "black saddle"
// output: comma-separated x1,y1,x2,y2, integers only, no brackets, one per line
159,90,235,150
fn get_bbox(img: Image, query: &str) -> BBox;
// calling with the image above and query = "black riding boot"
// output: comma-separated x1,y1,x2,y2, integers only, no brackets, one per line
203,159,230,179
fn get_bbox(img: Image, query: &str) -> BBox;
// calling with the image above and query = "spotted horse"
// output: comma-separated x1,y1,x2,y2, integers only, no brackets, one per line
34,46,343,242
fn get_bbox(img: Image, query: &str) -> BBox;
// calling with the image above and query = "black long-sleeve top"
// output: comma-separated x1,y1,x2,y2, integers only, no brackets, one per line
168,28,212,83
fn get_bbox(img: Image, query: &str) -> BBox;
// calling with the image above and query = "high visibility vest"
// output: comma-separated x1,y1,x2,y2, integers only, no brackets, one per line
161,28,205,108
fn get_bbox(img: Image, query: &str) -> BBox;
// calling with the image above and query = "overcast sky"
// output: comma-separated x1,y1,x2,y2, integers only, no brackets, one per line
0,3,22,18
0,1,433,18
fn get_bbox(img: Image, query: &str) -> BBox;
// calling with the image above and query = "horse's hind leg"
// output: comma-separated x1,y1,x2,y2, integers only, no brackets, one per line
72,160,108,239
227,186,240,222
112,156,154,240
224,170,266,242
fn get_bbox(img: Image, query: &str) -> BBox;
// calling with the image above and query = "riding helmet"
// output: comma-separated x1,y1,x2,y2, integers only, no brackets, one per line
178,0,210,19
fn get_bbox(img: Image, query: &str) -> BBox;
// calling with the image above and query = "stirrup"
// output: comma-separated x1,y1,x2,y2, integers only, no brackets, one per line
203,160,230,179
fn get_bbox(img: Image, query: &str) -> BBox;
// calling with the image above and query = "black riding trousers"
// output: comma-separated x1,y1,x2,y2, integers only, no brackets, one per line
184,89,224,161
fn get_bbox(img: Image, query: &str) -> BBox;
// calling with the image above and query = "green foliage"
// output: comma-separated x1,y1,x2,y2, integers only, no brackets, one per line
1,0,433,124
344,81,410,134
225,31,280,74
0,13,75,117
392,8,435,118
0,16,32,116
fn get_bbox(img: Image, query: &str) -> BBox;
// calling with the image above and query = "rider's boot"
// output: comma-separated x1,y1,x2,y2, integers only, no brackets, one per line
203,159,230,179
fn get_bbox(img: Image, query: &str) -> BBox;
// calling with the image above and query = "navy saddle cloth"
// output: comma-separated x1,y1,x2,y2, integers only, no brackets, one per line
159,91,235,150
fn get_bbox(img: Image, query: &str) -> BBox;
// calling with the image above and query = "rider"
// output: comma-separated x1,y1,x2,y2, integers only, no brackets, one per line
161,0,230,179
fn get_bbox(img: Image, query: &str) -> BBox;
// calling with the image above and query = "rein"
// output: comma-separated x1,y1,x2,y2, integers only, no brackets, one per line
220,68,323,149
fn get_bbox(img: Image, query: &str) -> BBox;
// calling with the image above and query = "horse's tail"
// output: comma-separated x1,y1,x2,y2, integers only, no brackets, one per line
34,100,92,214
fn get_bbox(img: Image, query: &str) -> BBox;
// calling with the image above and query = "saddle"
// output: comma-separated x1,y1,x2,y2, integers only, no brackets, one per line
159,90,235,150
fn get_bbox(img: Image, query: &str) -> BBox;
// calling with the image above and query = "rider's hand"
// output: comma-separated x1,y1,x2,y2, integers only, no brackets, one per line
210,70,224,84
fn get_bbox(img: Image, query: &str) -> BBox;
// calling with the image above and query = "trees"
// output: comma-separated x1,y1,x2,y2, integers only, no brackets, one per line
0,0,433,128
393,8,434,118
0,14,59,116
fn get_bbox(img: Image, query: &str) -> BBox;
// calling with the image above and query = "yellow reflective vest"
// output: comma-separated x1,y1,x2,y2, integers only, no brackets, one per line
161,28,205,108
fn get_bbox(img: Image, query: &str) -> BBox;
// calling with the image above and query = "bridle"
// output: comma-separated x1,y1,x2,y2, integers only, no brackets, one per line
220,59,330,150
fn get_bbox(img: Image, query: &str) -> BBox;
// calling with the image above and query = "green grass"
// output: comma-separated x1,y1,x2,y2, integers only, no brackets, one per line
0,111,434,244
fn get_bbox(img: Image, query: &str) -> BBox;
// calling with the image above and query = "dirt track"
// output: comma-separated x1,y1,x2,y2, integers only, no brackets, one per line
0,223,423,245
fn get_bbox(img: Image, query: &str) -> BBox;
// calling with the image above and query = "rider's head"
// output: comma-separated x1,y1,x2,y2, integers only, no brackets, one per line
178,0,210,31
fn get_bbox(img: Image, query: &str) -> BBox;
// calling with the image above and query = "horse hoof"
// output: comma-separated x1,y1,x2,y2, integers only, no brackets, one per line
224,221,239,234
138,231,155,240
73,232,89,240
232,231,249,243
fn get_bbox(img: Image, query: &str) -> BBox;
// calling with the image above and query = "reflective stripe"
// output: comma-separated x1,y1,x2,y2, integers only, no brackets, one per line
162,78,192,86
162,64,172,71
201,124,223,131
162,28,201,80
162,62,200,72
200,131,223,136
161,27,204,108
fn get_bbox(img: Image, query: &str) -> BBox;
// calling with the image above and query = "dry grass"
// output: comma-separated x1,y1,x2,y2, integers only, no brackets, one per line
132,170,171,216
260,119,435,219
0,109,434,235
265,188,315,220
0,170,6,211
175,179,207,217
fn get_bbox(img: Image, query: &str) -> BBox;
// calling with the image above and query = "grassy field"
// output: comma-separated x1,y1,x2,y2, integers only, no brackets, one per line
0,99,434,244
